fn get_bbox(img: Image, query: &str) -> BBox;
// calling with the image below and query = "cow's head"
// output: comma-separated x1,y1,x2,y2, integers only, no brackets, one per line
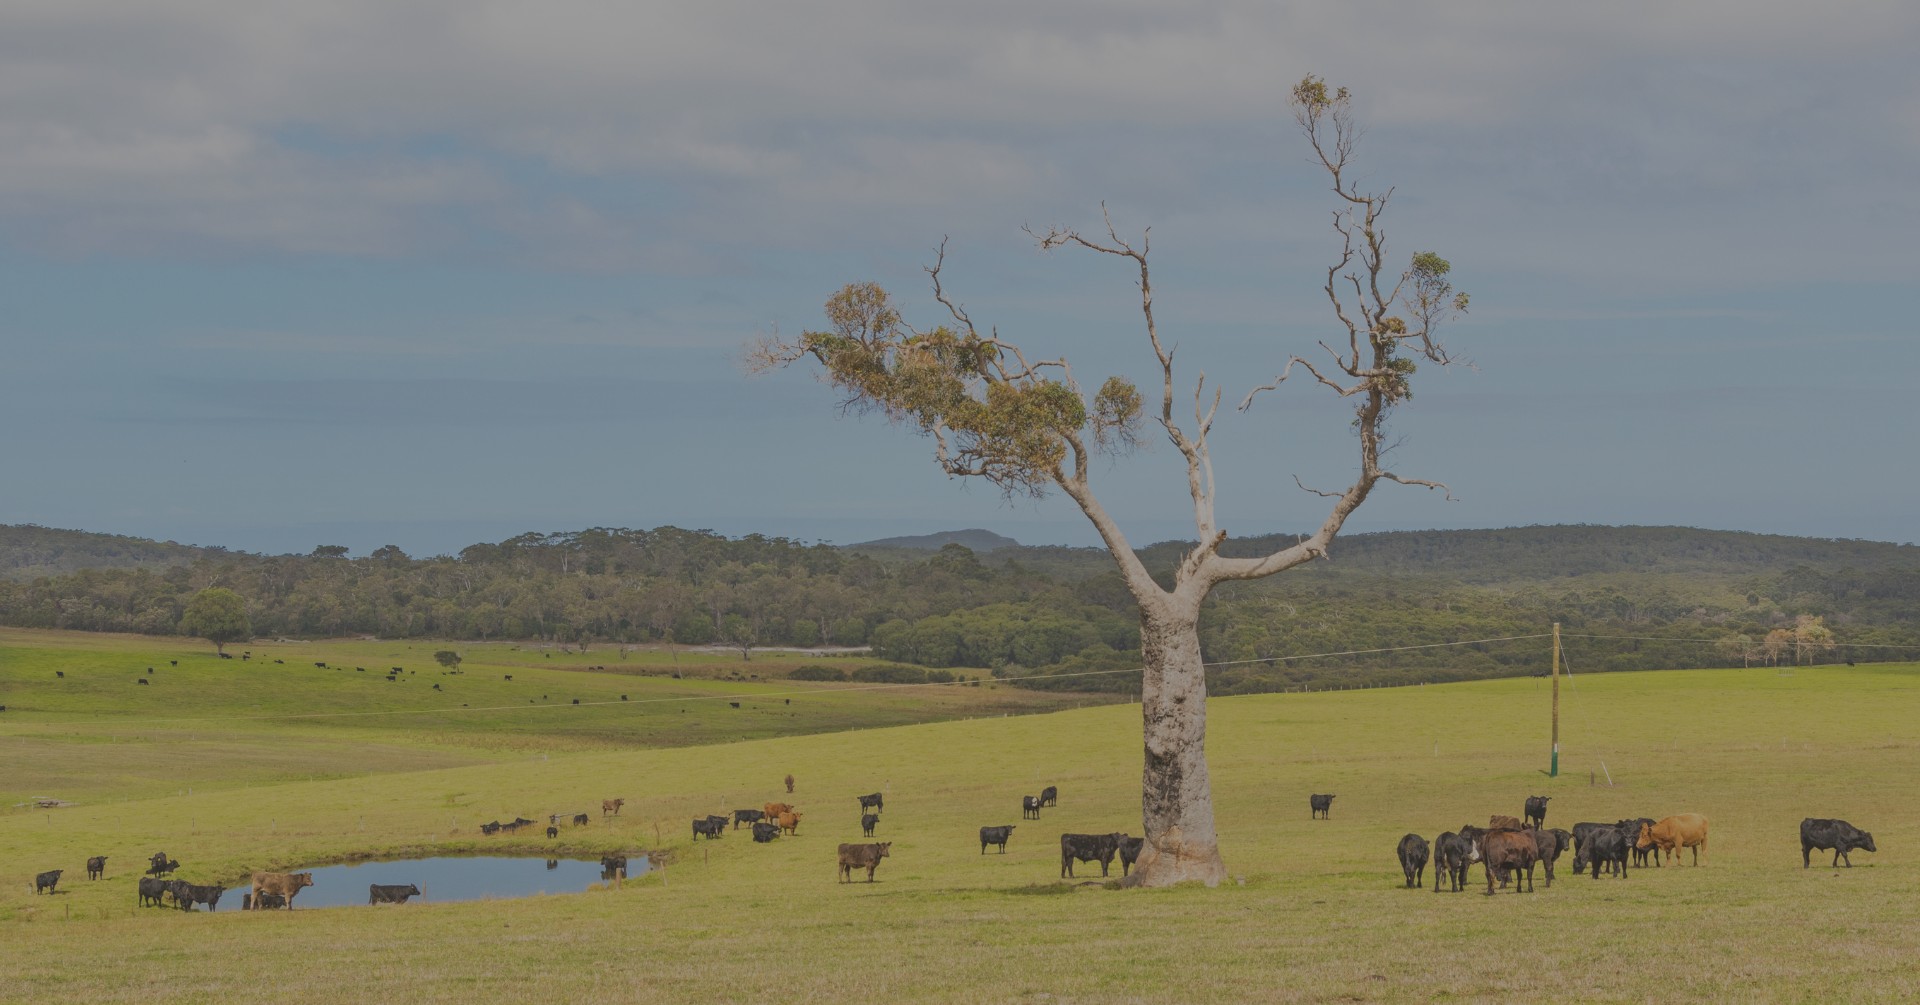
1635,823,1654,849
1464,838,1482,863
405,884,421,896
293,873,315,890
876,842,892,858
1859,832,1877,853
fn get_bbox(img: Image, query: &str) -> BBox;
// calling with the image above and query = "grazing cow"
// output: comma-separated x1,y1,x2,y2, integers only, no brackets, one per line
785,774,795,794
857,792,884,814
752,822,781,843
1524,796,1550,829
1118,835,1145,877
728,701,739,708
1529,828,1570,886
369,883,420,905
504,675,512,681
777,811,803,836
250,871,315,909
138,677,149,685
1481,829,1539,894
1309,794,1335,820
1572,824,1631,879
734,809,766,830
55,670,63,677
546,826,558,839
862,813,880,837
1060,833,1124,878
314,663,326,668
1039,785,1058,808
480,821,502,836
1488,814,1524,832
171,660,178,666
138,876,169,908
1637,814,1709,866
980,825,1016,854
34,869,62,894
1396,834,1430,889
177,883,226,912
693,817,726,840
87,856,107,880
764,802,795,820
1022,796,1042,820
837,842,891,883
1432,831,1481,893
1801,818,1876,868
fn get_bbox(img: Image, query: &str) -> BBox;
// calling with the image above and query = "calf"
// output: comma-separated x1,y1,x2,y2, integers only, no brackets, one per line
147,855,180,877
862,813,880,837
1118,835,1145,877
177,883,226,912
1637,814,1709,866
34,869,62,895
1039,785,1058,808
369,883,421,905
86,856,107,880
837,841,891,883
1572,824,1631,879
1309,794,1335,819
980,825,1016,854
1481,829,1539,894
1524,795,1550,830
1060,833,1124,878
752,822,781,843
734,809,766,830
1396,833,1430,889
693,817,726,840
857,792,884,814
1801,818,1876,868
249,871,315,909
241,892,287,910
777,811,802,835
1432,831,1481,893
1022,795,1042,820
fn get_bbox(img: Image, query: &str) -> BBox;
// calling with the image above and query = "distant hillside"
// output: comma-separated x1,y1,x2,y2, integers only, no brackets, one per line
0,525,235,581
850,528,1021,552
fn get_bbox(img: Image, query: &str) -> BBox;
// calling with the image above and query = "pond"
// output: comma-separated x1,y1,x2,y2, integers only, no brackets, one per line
248,855,650,909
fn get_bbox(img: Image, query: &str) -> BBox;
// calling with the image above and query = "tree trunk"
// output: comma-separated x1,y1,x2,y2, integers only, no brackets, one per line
1123,600,1227,887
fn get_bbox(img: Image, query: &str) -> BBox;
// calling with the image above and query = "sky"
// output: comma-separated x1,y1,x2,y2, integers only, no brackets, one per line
3,2,1916,557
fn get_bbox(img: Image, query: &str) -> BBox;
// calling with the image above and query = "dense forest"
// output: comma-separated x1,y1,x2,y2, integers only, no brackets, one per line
2,523,1916,693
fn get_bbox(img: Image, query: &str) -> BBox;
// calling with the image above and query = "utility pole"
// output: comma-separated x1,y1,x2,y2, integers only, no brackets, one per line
1550,621,1561,777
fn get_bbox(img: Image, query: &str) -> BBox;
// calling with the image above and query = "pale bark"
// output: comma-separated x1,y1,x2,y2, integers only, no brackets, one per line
1123,598,1227,887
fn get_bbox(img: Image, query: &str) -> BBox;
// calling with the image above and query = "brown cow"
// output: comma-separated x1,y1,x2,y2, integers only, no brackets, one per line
602,798,625,817
785,774,795,794
1482,830,1539,894
838,841,891,882
249,871,315,909
1637,814,1709,866
1489,814,1525,832
764,802,795,819
778,811,803,835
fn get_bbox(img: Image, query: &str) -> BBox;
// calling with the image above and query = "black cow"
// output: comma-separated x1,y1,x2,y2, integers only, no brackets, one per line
1396,833,1430,888
242,892,287,910
480,821,502,836
573,813,589,827
1572,824,1631,879
177,883,226,911
147,854,180,877
693,817,726,840
546,826,559,838
734,809,766,830
980,825,1016,854
369,883,421,904
1039,785,1058,808
1801,818,1876,868
1529,828,1571,886
1624,817,1660,868
1060,833,1123,878
752,822,780,843
1117,835,1145,877
857,792,884,814
1432,830,1480,893
34,869,62,894
138,876,169,907
862,813,880,837
137,677,149,685
1524,795,1550,830
1309,794,1335,819
1022,796,1042,820
87,856,107,880
600,855,628,878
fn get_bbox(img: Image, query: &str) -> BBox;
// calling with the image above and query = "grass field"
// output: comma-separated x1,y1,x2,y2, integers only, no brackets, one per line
2,629,1917,1002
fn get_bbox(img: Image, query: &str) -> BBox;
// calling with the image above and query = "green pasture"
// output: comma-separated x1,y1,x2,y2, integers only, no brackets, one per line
2,630,1917,1002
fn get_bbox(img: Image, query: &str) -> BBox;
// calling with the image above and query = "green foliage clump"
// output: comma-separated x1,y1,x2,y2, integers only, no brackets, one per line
787,665,848,682
179,587,250,654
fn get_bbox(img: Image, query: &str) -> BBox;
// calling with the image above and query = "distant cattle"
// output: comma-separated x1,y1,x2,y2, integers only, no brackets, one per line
1309,794,1335,820
837,842,891,883
137,677,149,685
1488,814,1524,832
764,802,794,819
861,813,879,837
980,825,1016,854
546,826,558,839
176,883,226,912
572,813,589,827
1801,818,1875,868
1524,796,1550,829
734,809,766,830
503,817,536,833
785,774,795,794
241,891,287,910
1039,785,1058,808
1060,833,1124,878
1529,828,1571,886
171,660,178,666
369,883,420,905
147,854,180,877
693,817,726,840
86,856,107,880
728,701,739,708
1022,796,1042,820
1397,834,1430,889
752,822,780,843
600,855,628,878
1117,835,1145,877
1480,829,1539,894
777,811,803,836
504,675,512,681
34,869,62,894
1572,824,1631,879
1637,814,1709,866
250,871,315,909
138,876,170,908
314,663,326,668
857,792,884,814
1432,831,1481,893
480,821,502,836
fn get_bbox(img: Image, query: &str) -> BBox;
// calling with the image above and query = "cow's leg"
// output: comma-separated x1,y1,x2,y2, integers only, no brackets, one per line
1804,844,1813,868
